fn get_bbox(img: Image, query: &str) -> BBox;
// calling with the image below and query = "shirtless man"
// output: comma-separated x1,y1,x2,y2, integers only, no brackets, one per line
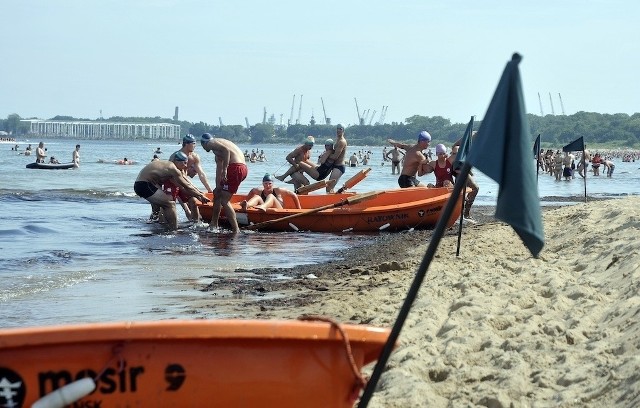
200,133,248,233
275,136,316,190
241,173,301,211
385,146,405,175
166,134,214,222
36,142,47,163
290,139,336,190
326,124,348,193
387,130,432,188
133,152,210,230
72,144,80,167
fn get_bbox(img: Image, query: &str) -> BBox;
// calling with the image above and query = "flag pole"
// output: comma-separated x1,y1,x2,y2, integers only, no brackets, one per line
582,149,587,203
455,191,466,257
357,162,473,408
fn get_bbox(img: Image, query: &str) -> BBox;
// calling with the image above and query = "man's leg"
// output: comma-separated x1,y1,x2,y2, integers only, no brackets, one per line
219,190,240,232
327,167,344,193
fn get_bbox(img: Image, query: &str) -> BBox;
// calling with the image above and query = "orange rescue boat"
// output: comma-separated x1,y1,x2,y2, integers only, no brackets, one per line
0,319,390,408
197,186,464,232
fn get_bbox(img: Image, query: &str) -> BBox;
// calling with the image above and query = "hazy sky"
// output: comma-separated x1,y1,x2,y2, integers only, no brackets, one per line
2,0,638,127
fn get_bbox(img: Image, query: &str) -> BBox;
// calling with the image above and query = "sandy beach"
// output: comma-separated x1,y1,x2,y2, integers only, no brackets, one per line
195,197,640,407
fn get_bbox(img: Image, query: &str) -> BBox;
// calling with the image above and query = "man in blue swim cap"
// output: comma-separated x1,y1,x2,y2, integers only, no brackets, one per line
387,131,433,188
200,133,248,232
164,135,214,223
133,152,210,230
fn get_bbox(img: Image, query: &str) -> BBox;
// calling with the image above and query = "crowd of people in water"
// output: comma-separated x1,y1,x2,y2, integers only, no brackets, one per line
9,130,638,232
535,148,637,181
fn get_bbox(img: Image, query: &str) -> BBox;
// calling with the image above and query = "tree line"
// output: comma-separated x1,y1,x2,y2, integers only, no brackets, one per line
2,111,639,148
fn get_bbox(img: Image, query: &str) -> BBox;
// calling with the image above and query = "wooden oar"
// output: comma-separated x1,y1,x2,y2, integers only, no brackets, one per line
295,180,328,195
336,167,371,193
244,191,381,231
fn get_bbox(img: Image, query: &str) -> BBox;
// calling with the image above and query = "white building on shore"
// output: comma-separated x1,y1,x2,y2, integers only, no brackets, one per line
21,119,181,140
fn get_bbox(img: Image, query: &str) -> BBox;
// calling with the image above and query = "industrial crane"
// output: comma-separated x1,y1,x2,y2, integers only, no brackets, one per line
288,95,296,126
368,110,376,125
377,106,388,125
296,94,303,125
321,97,330,125
558,93,566,115
354,98,363,125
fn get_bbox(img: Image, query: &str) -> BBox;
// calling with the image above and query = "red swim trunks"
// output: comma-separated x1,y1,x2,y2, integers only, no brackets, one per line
222,163,248,194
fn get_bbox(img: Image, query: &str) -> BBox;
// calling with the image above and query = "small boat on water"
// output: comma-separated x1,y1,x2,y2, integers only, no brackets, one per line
25,162,76,170
197,186,464,232
0,319,390,407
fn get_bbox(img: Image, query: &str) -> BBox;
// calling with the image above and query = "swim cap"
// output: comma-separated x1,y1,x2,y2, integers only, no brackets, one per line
435,144,447,155
263,173,274,182
173,151,189,162
418,131,432,142
201,133,213,146
324,138,334,146
304,136,315,146
183,134,196,144
336,124,345,130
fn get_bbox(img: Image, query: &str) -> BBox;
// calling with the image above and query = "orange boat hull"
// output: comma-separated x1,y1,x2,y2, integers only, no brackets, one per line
198,187,464,232
0,320,390,408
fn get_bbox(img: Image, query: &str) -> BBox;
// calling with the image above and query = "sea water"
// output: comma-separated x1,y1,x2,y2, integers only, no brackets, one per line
1,139,638,328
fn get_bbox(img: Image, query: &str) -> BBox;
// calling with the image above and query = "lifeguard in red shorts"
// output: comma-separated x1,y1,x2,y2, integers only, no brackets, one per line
200,133,248,232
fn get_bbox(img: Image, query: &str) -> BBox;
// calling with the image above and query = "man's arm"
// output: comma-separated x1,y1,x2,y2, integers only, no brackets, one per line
418,160,435,177
172,170,209,203
278,188,301,209
387,139,411,150
192,155,213,192
328,140,345,161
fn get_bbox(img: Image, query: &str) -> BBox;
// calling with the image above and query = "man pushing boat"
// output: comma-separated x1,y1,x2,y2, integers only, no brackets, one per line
134,151,210,230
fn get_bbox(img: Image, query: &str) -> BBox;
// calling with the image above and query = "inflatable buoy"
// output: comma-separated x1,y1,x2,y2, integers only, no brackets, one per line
32,378,96,408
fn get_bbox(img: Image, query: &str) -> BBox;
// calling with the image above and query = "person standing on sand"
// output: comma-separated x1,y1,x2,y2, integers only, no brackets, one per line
200,133,248,233
72,144,80,167
451,134,480,219
133,152,210,230
387,130,432,188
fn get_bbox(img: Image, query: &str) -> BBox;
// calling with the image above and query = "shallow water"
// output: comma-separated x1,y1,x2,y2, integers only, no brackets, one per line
1,139,638,328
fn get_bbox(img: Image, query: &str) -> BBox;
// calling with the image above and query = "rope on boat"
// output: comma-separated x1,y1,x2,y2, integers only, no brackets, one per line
94,343,125,382
297,315,367,403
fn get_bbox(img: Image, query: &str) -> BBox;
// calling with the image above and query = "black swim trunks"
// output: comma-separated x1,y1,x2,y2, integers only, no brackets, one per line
398,175,420,188
134,181,158,199
316,163,332,180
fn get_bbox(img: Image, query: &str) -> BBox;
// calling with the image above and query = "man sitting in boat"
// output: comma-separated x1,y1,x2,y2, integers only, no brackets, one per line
241,173,301,212
49,156,60,164
387,131,432,188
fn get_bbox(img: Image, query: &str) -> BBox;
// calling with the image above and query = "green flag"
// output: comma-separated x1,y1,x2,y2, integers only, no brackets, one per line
453,117,474,172
562,136,584,152
466,53,544,257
